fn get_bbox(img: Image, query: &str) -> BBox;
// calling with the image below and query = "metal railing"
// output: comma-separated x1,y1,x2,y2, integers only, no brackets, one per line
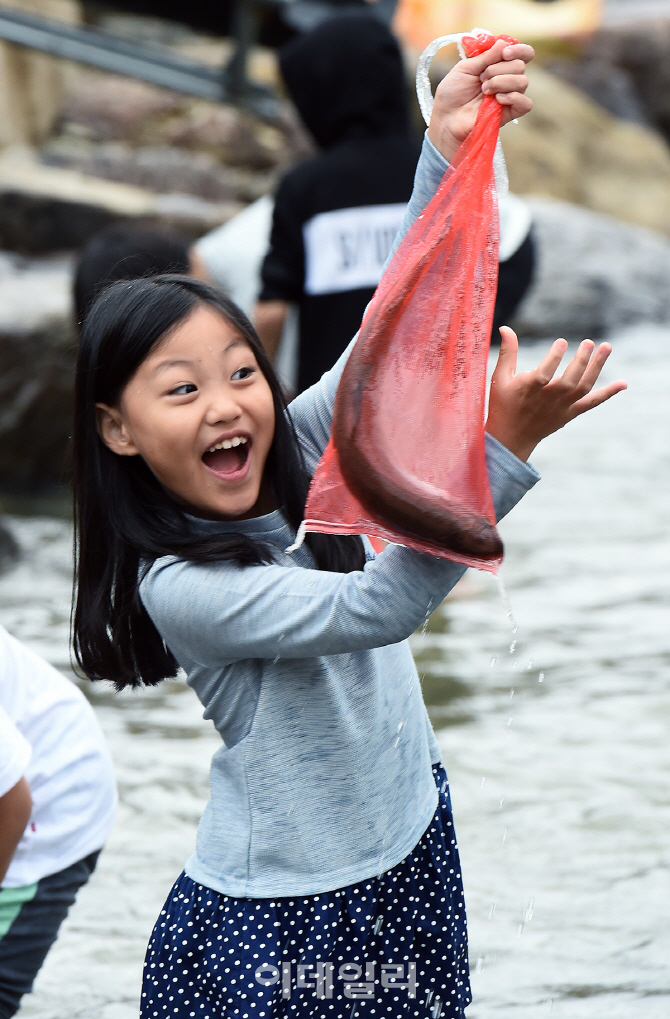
0,1,286,119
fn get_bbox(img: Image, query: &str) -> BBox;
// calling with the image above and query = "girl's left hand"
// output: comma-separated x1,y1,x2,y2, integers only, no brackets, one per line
485,326,628,463
428,39,534,163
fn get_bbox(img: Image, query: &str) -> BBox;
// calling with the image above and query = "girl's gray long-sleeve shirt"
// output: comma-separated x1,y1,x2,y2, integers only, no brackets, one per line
140,135,540,898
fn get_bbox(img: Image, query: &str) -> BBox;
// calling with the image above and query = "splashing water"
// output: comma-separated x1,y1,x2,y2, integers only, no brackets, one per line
495,573,519,634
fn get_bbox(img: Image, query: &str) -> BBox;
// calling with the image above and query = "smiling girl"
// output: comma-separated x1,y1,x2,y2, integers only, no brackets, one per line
72,41,625,1019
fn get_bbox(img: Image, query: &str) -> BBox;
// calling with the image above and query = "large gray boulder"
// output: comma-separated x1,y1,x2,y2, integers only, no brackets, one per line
0,254,74,491
585,16,670,144
513,198,670,339
0,147,242,255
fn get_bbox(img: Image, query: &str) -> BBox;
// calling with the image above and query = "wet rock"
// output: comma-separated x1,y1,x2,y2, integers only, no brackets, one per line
502,65,670,236
41,138,272,204
0,254,74,490
157,103,288,171
0,147,240,254
60,74,186,144
0,521,19,574
545,57,648,124
584,18,670,144
0,323,74,491
58,69,310,173
513,198,670,340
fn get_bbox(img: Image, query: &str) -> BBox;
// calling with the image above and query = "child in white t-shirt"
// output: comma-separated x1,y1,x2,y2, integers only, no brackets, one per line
0,624,116,1019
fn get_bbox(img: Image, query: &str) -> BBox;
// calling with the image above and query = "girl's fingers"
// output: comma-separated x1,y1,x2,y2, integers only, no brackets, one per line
493,326,519,380
467,41,534,76
533,338,568,386
502,43,535,63
570,342,614,394
568,379,628,417
498,95,533,124
463,39,509,75
483,74,529,96
497,92,533,115
480,59,527,81
558,339,596,389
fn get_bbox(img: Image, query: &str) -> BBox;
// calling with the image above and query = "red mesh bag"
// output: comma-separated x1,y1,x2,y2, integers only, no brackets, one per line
301,33,515,573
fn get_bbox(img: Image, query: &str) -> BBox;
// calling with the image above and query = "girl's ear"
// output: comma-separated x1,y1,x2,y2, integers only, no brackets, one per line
95,403,140,457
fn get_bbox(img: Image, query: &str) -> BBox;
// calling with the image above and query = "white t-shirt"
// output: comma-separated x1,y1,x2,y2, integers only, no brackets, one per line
0,625,117,888
303,202,408,296
194,195,298,392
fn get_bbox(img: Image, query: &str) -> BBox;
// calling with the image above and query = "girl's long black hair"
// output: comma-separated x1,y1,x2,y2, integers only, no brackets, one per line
73,275,365,690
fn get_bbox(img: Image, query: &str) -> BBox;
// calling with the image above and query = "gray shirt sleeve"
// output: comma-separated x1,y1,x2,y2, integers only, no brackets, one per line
141,437,539,667
141,133,540,670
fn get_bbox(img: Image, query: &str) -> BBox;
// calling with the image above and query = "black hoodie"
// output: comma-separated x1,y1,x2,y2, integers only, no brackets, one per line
259,14,422,392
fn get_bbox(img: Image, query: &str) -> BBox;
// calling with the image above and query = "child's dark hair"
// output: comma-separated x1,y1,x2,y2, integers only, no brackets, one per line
73,274,365,690
74,224,190,327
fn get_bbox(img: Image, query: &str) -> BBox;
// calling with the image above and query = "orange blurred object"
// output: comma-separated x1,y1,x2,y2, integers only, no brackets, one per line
394,0,602,52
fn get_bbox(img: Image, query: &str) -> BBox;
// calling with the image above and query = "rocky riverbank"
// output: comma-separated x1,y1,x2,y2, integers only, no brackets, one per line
2,12,670,492
514,199,670,340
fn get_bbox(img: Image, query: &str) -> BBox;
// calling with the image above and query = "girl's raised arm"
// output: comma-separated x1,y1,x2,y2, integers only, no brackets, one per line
140,436,538,667
289,40,535,466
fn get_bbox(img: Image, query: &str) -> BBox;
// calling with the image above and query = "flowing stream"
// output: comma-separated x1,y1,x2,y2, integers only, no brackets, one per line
3,327,669,1019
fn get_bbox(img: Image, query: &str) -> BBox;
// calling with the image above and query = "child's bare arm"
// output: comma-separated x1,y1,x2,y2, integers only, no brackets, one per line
486,326,628,463
428,39,534,163
0,776,32,883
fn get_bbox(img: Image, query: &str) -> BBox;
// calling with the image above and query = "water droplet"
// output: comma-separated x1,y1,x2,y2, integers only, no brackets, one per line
397,721,404,732
420,619,429,636
538,672,545,683
495,574,519,633
272,654,280,664
425,990,434,1006
480,777,486,788
488,902,496,919
526,659,534,671
373,916,383,935
509,640,517,655
432,998,443,1019
501,827,508,844
498,797,505,809
489,656,497,667
509,688,515,699
506,717,513,727
475,955,485,972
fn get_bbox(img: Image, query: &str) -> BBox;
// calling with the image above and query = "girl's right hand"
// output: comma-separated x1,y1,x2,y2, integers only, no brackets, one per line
428,39,534,163
485,326,628,464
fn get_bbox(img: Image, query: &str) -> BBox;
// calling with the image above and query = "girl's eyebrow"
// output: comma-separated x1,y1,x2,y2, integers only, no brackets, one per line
152,339,249,376
153,358,195,375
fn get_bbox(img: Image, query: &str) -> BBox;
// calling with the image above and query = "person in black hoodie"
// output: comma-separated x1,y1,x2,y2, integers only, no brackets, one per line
255,13,423,394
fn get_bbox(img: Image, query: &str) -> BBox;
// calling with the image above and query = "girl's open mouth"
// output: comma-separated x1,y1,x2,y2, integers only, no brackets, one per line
202,435,251,479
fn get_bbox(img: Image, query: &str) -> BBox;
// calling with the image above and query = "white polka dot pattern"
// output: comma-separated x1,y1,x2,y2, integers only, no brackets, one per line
140,765,469,1018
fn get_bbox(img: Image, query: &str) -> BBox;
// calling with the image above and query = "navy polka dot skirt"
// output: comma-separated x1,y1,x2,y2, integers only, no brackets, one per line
141,764,470,1019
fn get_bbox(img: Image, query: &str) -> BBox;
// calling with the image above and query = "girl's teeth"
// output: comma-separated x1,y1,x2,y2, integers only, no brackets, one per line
207,436,248,453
